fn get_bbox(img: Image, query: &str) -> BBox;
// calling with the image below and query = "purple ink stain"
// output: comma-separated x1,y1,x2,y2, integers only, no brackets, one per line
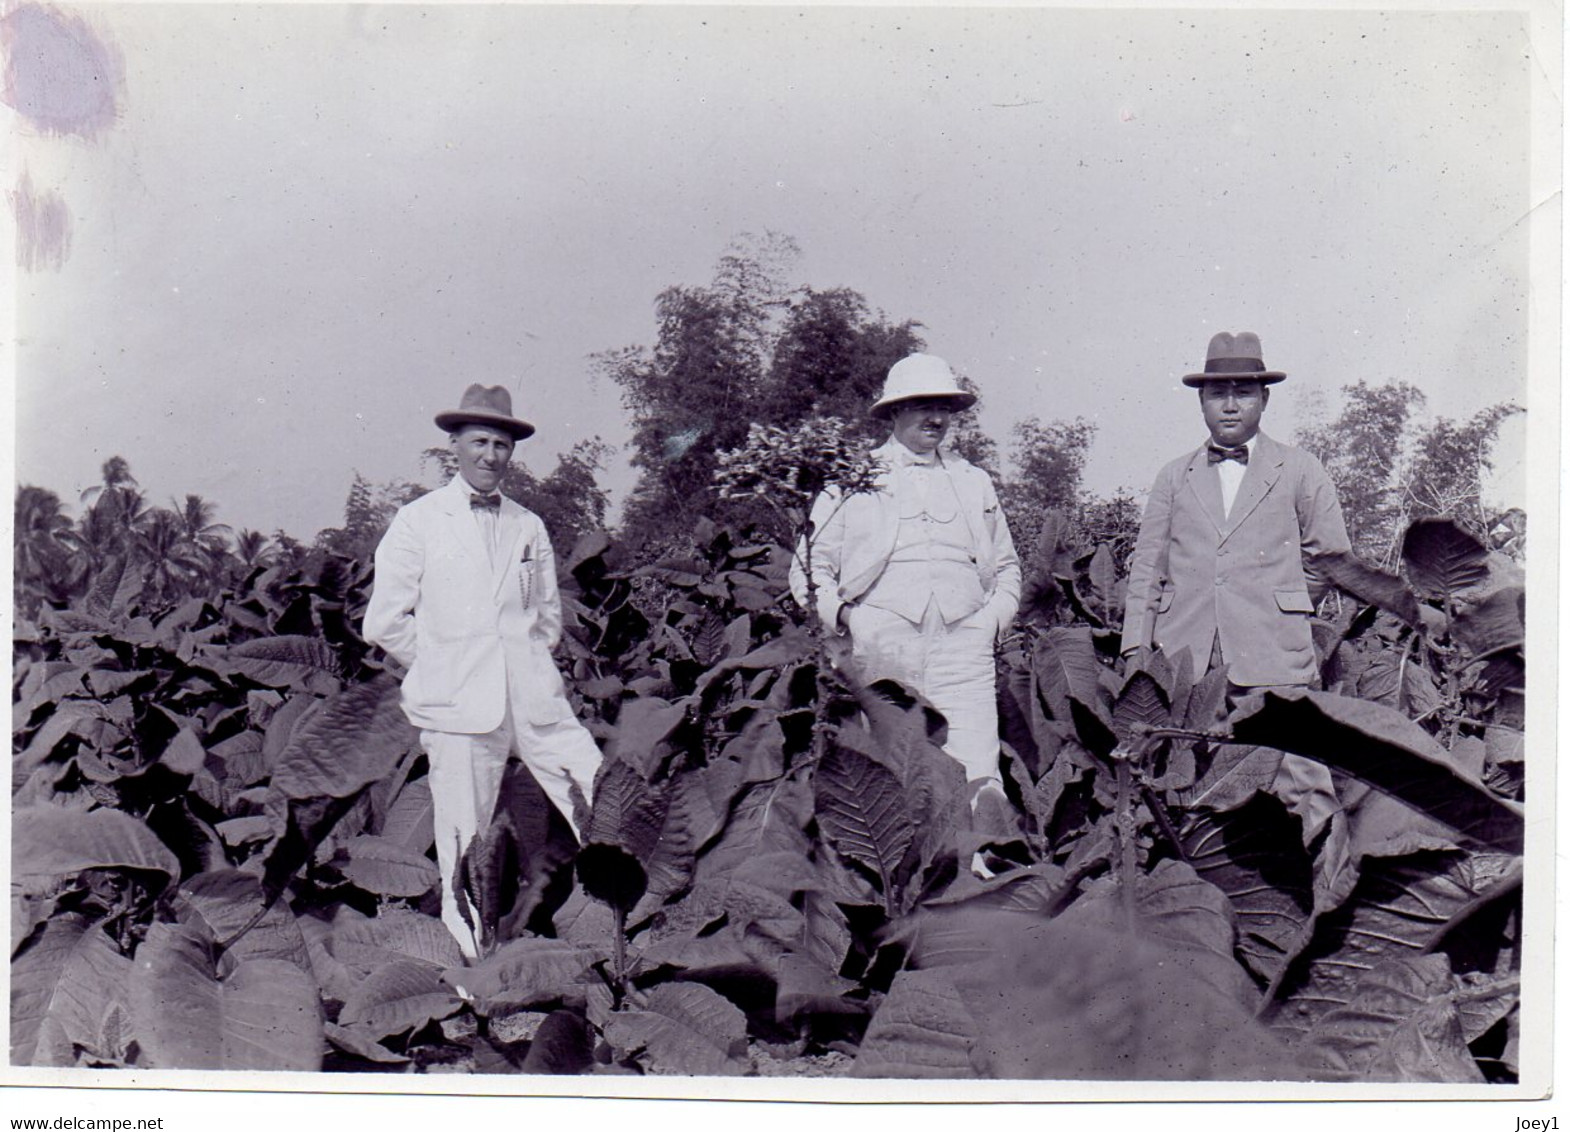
2,3,123,139
10,170,72,270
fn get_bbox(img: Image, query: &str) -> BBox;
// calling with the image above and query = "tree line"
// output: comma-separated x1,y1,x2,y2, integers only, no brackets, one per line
13,232,1523,620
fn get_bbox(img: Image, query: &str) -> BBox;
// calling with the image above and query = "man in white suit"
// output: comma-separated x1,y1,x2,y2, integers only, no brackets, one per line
363,384,601,955
790,354,1020,802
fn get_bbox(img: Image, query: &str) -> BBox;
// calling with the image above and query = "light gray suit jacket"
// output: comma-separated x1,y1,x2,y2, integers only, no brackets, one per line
1119,431,1350,687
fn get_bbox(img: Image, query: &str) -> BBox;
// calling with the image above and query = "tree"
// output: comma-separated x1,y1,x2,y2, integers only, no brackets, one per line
419,438,612,555
14,485,74,615
1297,380,1426,562
996,415,1098,558
1296,383,1521,565
597,234,930,551
313,473,421,562
233,528,275,570
133,508,205,607
1405,402,1524,542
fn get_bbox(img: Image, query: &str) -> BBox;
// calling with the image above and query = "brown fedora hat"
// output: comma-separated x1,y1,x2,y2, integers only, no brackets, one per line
434,384,535,440
1181,331,1286,387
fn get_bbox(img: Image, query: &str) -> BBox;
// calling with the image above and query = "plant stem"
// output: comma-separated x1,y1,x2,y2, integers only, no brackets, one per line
1113,756,1137,930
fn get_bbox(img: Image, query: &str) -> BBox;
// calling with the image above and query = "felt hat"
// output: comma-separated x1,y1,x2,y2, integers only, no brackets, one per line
870,354,978,416
434,384,536,440
1181,331,1286,387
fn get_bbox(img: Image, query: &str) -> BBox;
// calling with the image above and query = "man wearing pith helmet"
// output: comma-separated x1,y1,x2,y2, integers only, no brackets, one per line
790,353,1021,805
1120,331,1351,693
363,384,603,956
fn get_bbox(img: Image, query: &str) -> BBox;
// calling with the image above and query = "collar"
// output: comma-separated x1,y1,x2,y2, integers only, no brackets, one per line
454,472,500,497
1206,435,1256,455
889,440,944,469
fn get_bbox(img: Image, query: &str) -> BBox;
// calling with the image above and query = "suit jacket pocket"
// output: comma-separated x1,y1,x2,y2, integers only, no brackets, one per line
1274,589,1315,614
1154,584,1175,613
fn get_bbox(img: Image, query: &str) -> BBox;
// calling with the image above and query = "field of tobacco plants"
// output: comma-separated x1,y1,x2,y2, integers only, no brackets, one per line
11,506,1526,1081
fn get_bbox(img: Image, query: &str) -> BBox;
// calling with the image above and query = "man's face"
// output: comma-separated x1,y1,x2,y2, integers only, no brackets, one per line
1199,380,1268,447
452,424,515,494
889,398,956,455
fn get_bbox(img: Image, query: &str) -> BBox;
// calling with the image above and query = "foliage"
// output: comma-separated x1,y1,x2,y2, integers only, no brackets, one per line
596,232,928,551
11,497,1523,1079
1297,382,1521,565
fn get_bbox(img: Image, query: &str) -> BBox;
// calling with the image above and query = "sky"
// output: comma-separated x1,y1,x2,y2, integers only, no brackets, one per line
8,1,1540,542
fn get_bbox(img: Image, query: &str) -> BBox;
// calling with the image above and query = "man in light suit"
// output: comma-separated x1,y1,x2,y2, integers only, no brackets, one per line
363,385,602,955
791,354,1021,802
1120,331,1351,692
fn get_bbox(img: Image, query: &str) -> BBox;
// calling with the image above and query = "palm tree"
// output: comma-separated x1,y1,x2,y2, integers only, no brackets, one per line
172,493,233,596
14,485,73,615
233,528,275,569
133,508,204,607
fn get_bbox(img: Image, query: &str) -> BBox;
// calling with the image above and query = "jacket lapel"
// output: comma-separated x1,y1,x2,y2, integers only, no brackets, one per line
442,477,495,577
1220,433,1285,543
492,505,524,603
1181,445,1227,535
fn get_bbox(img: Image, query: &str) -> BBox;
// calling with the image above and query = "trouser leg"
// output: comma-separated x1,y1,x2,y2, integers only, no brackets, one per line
422,726,513,957
849,603,1002,804
507,704,601,844
922,608,1004,800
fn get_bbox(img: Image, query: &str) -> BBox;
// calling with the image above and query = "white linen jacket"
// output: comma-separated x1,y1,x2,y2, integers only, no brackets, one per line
789,440,1021,638
363,475,572,733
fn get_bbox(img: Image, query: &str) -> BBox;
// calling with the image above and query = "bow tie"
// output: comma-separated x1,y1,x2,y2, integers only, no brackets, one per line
469,492,502,512
1207,444,1249,466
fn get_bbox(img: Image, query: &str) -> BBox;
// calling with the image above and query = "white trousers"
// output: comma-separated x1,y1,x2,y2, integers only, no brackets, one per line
847,602,1003,798
421,698,600,957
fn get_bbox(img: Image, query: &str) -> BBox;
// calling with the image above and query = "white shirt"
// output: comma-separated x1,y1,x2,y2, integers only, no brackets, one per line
459,474,501,567
1215,436,1255,517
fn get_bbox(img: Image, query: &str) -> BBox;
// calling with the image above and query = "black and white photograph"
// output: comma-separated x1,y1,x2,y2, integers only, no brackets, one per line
3,0,1559,1121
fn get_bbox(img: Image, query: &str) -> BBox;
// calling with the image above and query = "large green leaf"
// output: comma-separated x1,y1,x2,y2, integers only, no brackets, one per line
1229,689,1522,852
1300,953,1484,1082
1111,670,1169,746
378,777,435,855
813,741,913,902
335,835,440,898
1402,520,1489,603
271,675,417,800
336,958,462,1040
1058,858,1257,1007
1450,585,1525,657
602,695,688,779
177,869,311,973
1270,850,1518,1041
883,912,1300,1080
583,756,669,858
129,923,323,1070
689,776,815,894
11,914,131,1067
212,635,342,691
443,937,601,1014
603,983,749,1075
852,968,982,1078
1033,627,1110,728
642,770,718,898
328,908,464,972
1180,792,1317,991
12,805,180,891
1320,552,1424,627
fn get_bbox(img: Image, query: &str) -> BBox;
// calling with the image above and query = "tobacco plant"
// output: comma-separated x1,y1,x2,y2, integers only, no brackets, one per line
12,504,1526,1082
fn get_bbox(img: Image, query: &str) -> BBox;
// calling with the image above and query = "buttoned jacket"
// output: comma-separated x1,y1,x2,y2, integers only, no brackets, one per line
363,475,571,733
1119,431,1350,686
789,440,1021,638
